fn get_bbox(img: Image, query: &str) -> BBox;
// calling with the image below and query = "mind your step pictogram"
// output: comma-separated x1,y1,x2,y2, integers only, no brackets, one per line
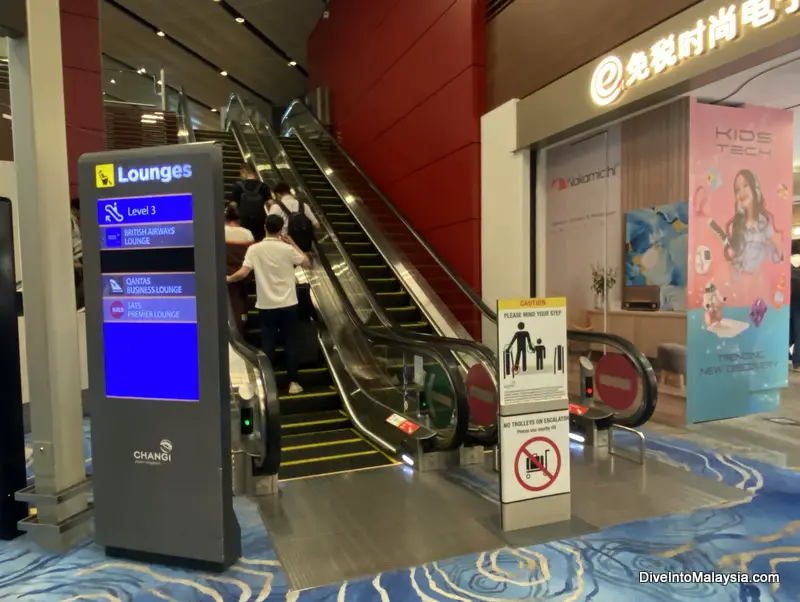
504,322,565,379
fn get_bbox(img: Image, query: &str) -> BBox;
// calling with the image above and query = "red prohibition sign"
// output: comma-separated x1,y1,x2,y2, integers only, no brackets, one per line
513,436,561,492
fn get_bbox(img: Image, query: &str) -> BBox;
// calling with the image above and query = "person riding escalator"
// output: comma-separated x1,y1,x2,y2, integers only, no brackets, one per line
232,164,270,241
227,214,311,395
225,203,254,333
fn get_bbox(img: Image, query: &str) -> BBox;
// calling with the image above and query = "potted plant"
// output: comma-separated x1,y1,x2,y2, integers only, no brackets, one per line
591,264,617,309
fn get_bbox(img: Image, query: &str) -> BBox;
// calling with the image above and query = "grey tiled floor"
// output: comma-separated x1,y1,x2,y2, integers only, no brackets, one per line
260,443,745,590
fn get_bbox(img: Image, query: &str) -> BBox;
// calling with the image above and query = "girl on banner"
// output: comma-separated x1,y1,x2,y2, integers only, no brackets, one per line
722,169,784,274
708,169,785,304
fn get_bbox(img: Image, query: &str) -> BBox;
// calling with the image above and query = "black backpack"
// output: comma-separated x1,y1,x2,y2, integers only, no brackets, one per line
236,181,266,238
275,198,315,252
237,180,264,206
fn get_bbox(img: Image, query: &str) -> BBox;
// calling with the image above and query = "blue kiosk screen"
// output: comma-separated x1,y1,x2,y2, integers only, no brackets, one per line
98,193,199,402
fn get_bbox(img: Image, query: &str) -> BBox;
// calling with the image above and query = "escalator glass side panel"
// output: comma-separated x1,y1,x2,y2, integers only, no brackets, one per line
280,137,435,335
203,122,400,478
282,108,483,339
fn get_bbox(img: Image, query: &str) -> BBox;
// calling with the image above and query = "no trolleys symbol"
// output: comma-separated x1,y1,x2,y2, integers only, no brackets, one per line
513,436,561,492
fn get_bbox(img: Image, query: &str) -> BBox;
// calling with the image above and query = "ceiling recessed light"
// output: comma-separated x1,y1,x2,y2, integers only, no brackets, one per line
157,80,162,85
288,60,297,67
220,70,228,76
110,78,116,84
138,68,146,74
235,17,245,23
156,31,165,37
211,108,218,112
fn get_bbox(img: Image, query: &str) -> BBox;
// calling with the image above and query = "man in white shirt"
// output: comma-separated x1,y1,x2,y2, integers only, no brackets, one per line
228,214,311,394
268,182,320,235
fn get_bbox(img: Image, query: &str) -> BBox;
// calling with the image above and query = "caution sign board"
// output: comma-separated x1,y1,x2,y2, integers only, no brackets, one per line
497,298,568,406
500,409,570,504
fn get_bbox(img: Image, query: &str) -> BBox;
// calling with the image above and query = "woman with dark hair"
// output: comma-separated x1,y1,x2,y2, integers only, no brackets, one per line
723,169,783,274
224,202,254,244
224,202,254,333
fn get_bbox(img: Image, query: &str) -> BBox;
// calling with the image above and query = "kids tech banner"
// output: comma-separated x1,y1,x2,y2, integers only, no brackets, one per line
687,101,793,423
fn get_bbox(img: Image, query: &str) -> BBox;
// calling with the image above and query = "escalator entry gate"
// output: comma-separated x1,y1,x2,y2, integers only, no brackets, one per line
78,144,241,571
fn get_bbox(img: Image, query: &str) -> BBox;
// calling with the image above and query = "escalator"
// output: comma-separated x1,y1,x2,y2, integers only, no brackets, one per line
203,93,657,486
280,136,432,335
192,123,398,480
278,100,658,429
193,130,243,201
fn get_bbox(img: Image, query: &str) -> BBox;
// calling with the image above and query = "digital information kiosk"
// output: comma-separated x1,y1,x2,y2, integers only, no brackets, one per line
78,144,240,570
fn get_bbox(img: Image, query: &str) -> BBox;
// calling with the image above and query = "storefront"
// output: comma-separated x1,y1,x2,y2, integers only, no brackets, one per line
482,0,800,425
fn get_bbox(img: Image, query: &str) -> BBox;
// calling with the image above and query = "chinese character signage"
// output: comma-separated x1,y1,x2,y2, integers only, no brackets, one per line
591,0,799,107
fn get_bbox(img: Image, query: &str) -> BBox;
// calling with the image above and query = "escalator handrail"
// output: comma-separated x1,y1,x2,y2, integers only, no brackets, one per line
225,102,470,451
281,99,497,323
567,329,659,427
238,97,500,384
176,87,196,143
226,296,281,474
312,241,470,451
176,91,279,474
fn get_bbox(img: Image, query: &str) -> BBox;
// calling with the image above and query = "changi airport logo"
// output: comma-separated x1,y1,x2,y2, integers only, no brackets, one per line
94,162,193,189
551,165,619,192
133,439,173,465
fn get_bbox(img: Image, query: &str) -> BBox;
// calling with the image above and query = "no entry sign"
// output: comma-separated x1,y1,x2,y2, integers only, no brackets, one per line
594,352,639,411
500,409,571,504
514,436,561,492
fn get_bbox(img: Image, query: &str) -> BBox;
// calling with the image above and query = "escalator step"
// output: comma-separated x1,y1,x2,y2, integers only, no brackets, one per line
279,387,340,415
281,410,350,435
282,438,373,464
274,366,330,388
279,448,395,480
281,428,357,446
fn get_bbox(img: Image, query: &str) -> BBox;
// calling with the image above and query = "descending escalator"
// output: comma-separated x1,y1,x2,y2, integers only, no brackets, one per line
192,125,397,480
280,136,432,335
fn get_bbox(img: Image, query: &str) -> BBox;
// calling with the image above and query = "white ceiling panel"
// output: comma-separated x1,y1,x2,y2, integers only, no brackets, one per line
110,0,308,106
228,0,324,67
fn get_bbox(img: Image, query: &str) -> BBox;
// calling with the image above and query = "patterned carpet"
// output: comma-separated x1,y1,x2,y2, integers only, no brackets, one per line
2,423,799,600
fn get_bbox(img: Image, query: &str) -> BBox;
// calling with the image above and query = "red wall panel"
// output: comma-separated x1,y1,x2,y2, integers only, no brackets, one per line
308,0,485,298
337,0,478,153
383,144,480,233
61,0,104,196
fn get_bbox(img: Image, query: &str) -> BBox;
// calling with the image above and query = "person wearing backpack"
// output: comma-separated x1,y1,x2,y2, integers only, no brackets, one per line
268,182,319,252
232,164,270,241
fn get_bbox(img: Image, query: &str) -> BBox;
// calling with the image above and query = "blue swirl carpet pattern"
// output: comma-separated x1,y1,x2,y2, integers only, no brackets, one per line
2,422,799,600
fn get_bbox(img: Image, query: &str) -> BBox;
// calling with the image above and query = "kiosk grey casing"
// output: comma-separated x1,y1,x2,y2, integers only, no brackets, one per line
79,143,240,569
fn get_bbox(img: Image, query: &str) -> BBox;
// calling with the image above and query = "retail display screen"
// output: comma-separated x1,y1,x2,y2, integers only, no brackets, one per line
99,193,199,402
97,193,194,250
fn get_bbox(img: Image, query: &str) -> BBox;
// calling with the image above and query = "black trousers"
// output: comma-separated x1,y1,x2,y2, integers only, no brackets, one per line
260,305,300,383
